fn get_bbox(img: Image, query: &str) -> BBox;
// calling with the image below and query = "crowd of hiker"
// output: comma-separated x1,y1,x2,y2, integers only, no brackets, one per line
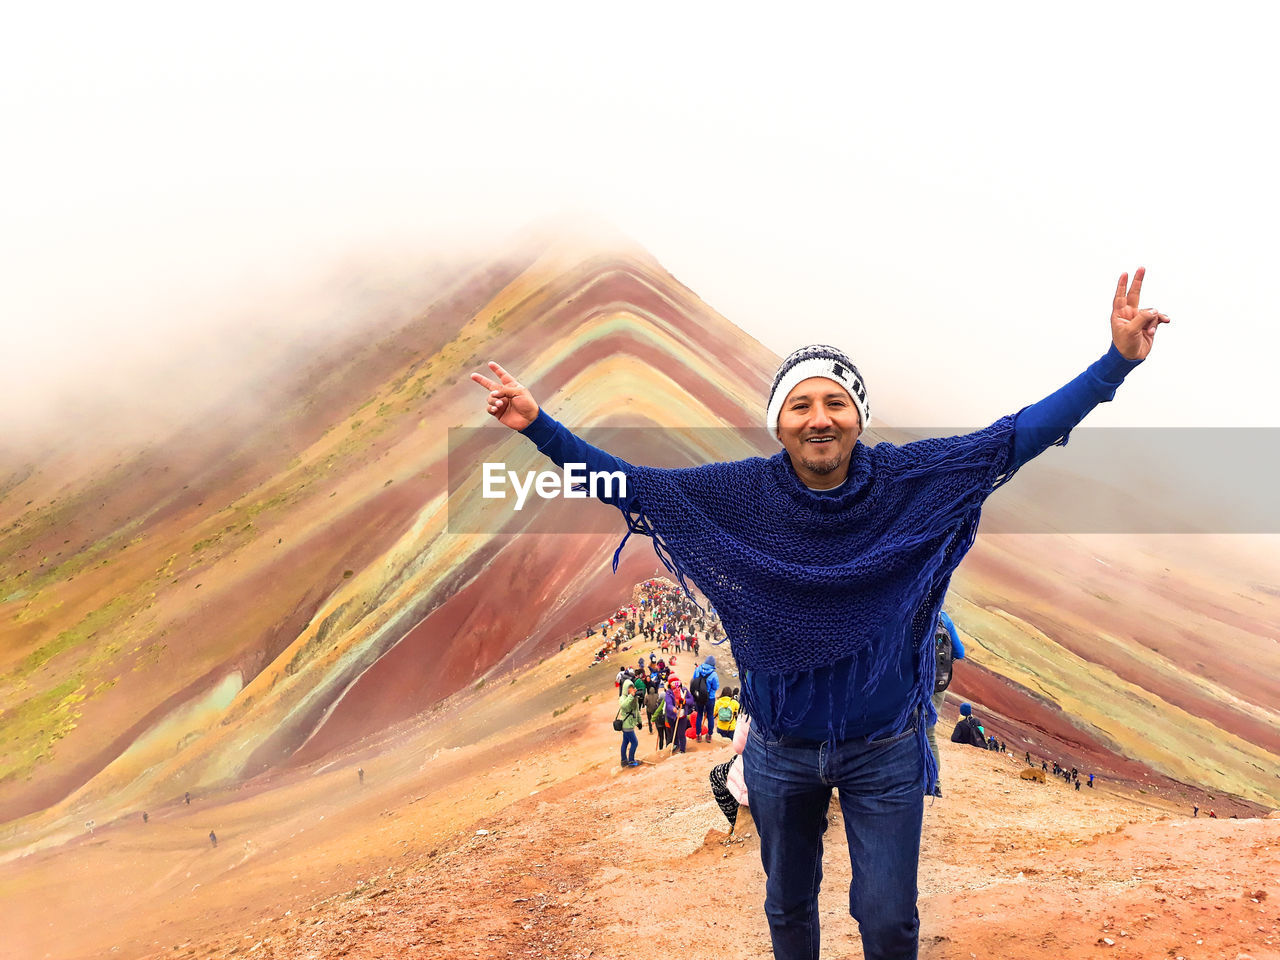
610,581,741,766
589,578,723,666
605,592,1116,802
950,699,1098,792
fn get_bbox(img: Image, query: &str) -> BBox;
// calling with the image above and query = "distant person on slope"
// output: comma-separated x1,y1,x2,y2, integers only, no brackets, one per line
644,679,661,734
471,268,1168,960
617,679,642,768
950,702,986,748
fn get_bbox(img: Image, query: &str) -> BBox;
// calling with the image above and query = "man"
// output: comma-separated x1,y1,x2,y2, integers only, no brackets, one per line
950,702,986,748
689,654,721,742
617,678,641,768
471,269,1167,960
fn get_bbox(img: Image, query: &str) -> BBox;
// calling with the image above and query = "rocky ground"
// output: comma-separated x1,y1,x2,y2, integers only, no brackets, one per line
6,635,1278,960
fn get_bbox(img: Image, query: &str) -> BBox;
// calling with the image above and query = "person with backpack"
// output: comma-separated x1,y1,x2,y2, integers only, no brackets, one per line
689,655,721,743
617,679,642,768
472,271,1169,960
949,703,986,748
925,609,964,797
715,686,740,739
644,680,661,734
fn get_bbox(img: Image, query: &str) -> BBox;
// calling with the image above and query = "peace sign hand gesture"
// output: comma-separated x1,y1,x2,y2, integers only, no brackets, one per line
1110,267,1170,361
470,361,541,431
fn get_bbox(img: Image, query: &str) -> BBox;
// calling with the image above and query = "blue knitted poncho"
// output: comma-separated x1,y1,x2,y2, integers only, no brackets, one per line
610,417,1020,792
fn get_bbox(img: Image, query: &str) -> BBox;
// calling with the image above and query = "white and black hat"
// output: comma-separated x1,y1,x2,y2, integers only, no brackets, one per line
765,344,870,438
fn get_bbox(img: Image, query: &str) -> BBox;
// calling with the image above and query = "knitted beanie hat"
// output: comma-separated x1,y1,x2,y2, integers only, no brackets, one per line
960,702,972,716
765,344,870,438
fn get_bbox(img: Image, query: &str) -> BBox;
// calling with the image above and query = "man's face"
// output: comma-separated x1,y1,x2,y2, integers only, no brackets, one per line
776,376,863,488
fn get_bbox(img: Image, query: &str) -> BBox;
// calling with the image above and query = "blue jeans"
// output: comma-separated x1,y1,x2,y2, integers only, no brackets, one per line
620,730,637,764
743,718,923,960
695,702,714,738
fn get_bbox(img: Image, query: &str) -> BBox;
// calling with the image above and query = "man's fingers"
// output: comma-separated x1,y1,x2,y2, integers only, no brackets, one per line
488,361,517,384
1126,266,1146,309
470,372,499,392
1113,273,1129,313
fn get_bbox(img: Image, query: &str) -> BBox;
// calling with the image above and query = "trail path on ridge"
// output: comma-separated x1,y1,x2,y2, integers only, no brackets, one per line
8,637,1278,960
158,643,1280,960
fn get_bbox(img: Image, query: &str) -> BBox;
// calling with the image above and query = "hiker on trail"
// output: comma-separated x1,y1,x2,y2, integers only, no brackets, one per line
1025,751,1031,765
471,268,1168,960
185,792,191,805
668,678,691,754
654,684,673,750
663,677,683,749
209,830,217,848
142,812,148,823
358,767,364,785
1193,804,1199,817
617,679,642,768
690,655,722,743
950,703,985,748
925,609,964,797
1088,773,1095,788
715,686,741,739
644,679,661,733
679,689,697,752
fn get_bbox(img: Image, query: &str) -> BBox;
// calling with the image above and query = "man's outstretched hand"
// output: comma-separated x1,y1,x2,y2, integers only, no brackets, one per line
1111,267,1170,361
470,361,541,431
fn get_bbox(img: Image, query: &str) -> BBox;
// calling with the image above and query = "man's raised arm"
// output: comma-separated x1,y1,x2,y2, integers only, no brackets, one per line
1010,267,1171,469
470,360,636,509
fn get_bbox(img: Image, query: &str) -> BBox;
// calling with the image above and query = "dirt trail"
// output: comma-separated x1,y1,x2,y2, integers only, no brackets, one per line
6,634,1279,960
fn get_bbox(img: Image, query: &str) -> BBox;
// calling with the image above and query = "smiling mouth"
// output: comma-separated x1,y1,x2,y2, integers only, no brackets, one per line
805,436,837,444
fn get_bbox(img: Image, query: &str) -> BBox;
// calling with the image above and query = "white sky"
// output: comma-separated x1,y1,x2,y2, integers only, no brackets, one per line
2,1,1277,433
